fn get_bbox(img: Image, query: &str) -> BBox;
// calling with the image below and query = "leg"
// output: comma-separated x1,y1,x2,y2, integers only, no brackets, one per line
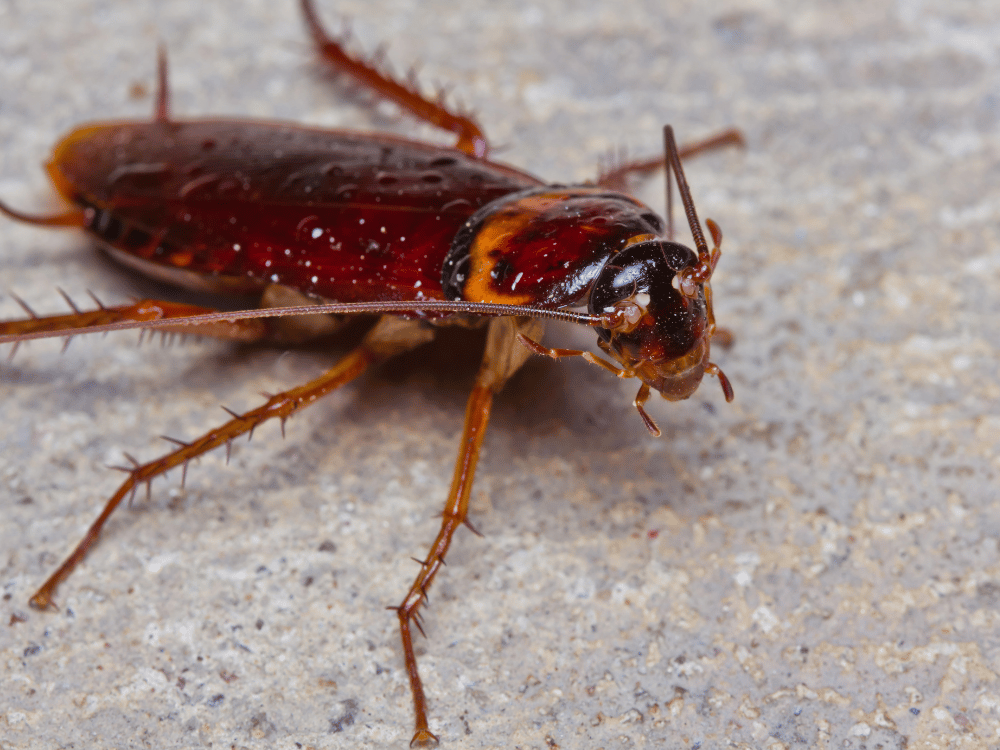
597,127,745,191
516,332,629,378
300,0,489,158
517,333,666,436
712,326,734,349
29,316,434,610
155,44,170,122
395,316,543,747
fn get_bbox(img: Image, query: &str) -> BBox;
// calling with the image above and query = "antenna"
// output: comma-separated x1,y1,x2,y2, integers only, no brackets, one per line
663,125,709,257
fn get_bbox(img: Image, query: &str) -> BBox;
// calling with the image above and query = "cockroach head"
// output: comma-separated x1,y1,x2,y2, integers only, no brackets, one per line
589,238,712,401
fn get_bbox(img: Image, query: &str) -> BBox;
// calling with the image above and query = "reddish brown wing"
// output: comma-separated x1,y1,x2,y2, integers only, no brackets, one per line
48,120,542,302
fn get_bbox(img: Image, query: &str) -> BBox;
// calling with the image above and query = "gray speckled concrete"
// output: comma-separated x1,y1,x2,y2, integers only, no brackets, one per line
2,0,999,747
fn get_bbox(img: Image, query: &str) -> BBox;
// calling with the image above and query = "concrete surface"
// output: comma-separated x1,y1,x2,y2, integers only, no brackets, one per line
2,0,999,748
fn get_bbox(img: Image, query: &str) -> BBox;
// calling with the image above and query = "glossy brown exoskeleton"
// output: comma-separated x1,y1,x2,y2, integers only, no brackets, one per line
0,0,740,744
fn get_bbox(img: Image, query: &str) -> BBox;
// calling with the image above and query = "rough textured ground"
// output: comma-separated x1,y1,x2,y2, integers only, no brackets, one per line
2,0,999,748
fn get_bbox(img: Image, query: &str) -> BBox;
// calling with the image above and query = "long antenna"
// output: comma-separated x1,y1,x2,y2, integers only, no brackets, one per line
0,298,615,345
664,129,674,241
663,125,709,256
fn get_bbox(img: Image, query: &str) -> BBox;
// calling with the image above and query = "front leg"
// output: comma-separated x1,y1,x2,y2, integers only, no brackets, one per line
516,332,631,378
396,316,542,747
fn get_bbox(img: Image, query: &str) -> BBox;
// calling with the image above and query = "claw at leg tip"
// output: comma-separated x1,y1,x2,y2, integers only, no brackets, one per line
410,729,440,748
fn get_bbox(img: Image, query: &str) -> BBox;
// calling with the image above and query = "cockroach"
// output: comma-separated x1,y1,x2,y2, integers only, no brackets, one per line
0,0,740,744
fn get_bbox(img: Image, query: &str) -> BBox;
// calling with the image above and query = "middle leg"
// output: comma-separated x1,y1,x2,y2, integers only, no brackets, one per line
395,315,543,747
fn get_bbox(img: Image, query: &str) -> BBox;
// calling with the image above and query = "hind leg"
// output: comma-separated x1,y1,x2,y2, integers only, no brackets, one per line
300,0,489,158
28,316,434,610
